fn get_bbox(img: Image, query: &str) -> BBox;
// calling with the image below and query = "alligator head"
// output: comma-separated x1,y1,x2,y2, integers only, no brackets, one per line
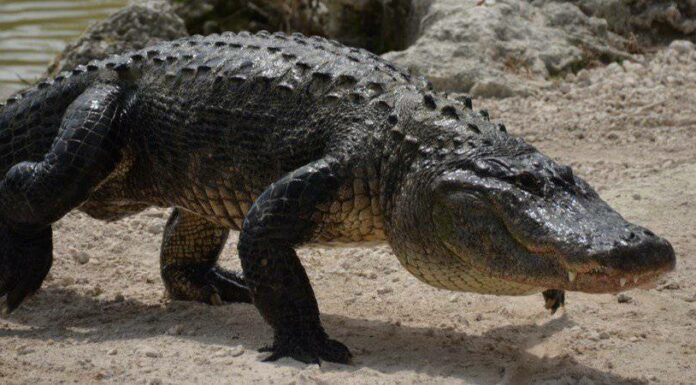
383,93,675,295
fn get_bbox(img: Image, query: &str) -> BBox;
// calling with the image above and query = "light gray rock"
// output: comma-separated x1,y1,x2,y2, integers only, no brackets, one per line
48,3,187,75
669,39,695,54
559,0,696,43
383,0,632,96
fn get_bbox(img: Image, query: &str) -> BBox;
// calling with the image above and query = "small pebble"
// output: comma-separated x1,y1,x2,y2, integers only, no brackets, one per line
74,251,90,264
588,331,600,341
107,349,118,355
659,282,680,291
89,285,103,297
230,346,245,357
166,325,184,336
377,287,393,295
669,40,694,54
141,346,162,358
617,294,632,303
147,223,164,235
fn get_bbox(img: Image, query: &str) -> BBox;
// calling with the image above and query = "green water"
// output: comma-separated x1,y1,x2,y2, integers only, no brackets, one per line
0,0,127,94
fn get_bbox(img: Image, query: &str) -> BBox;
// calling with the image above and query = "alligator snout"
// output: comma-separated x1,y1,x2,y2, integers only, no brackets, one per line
564,224,675,293
601,225,674,272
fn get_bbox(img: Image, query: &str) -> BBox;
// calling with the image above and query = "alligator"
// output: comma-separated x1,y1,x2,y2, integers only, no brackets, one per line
0,31,676,364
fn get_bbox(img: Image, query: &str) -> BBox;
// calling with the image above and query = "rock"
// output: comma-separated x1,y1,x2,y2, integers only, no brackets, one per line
229,345,245,357
166,325,184,336
141,346,162,358
576,69,592,83
48,3,187,75
147,223,164,235
470,80,527,98
377,287,393,295
73,251,90,265
605,62,624,74
658,282,681,291
16,346,35,355
587,331,600,341
622,60,643,72
617,293,632,303
88,285,103,297
107,349,118,355
560,1,696,43
559,83,572,94
669,40,695,54
50,0,642,99
383,0,632,96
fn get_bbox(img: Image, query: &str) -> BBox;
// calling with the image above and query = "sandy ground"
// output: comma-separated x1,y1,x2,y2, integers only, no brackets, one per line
0,45,695,385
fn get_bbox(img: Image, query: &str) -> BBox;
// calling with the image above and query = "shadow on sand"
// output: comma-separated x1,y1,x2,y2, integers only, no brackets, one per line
1,286,646,385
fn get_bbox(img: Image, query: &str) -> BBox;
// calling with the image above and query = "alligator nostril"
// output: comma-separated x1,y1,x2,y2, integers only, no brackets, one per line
628,231,637,241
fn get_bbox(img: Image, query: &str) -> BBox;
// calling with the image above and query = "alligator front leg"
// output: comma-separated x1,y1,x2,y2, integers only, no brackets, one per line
238,157,352,364
161,208,250,304
542,289,565,314
0,83,123,313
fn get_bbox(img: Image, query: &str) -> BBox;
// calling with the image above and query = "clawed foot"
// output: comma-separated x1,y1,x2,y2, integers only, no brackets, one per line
163,265,251,305
260,330,352,365
0,224,53,315
542,289,565,314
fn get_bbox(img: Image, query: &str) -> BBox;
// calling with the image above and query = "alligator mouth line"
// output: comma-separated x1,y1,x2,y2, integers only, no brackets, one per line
508,234,672,292
442,220,671,294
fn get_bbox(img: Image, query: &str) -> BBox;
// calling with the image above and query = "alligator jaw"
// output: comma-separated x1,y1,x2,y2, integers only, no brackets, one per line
561,267,671,293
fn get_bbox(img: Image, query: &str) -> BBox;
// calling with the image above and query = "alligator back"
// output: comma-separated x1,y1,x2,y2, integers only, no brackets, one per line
99,32,429,210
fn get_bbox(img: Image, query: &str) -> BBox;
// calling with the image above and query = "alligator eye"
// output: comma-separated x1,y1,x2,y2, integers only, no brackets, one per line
515,171,545,196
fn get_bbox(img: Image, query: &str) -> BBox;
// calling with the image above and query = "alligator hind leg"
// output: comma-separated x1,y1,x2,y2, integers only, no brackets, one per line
160,208,250,304
0,83,124,313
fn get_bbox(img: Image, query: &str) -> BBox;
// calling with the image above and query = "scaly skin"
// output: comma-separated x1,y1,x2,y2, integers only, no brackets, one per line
0,31,675,364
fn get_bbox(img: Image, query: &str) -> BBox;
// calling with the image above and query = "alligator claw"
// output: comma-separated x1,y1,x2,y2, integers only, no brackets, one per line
0,224,53,315
542,289,565,314
260,331,352,365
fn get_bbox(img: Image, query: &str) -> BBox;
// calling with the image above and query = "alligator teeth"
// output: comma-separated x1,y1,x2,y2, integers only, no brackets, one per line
633,276,639,284
620,278,627,287
568,271,576,283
